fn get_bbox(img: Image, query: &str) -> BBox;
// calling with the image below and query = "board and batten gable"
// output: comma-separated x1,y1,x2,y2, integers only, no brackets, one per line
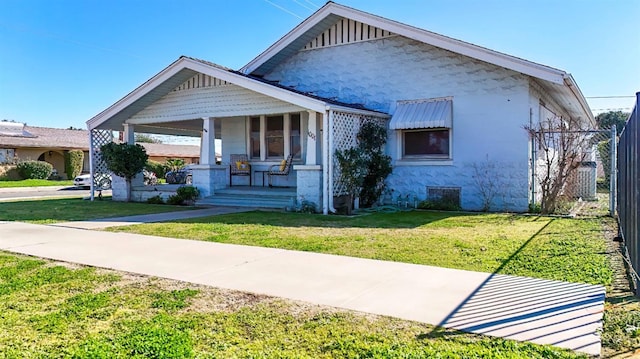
263,30,533,211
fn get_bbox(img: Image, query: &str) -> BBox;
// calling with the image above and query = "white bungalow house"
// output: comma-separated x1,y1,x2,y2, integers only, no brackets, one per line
87,2,594,213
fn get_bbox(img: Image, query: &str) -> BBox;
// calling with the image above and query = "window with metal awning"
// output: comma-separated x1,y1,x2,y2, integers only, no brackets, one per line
389,97,452,130
390,97,453,159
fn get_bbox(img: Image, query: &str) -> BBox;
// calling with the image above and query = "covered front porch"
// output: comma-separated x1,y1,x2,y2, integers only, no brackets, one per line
87,56,387,213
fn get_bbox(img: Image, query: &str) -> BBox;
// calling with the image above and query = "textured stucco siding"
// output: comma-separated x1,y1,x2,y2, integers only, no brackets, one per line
265,35,532,211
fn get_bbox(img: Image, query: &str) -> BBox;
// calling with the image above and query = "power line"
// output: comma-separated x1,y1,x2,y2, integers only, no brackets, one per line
303,0,320,8
291,0,316,11
263,0,304,19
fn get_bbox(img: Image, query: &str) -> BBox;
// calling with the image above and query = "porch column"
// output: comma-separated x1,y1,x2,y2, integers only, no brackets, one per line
123,124,135,144
201,117,216,165
192,117,225,197
293,110,322,212
305,111,318,165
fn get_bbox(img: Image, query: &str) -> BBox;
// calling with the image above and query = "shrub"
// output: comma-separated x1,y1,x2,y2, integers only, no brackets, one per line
100,143,148,202
16,161,53,180
64,150,84,180
165,158,185,173
335,121,392,209
166,186,200,206
146,195,165,205
166,194,184,206
145,160,167,179
100,143,148,181
176,186,199,202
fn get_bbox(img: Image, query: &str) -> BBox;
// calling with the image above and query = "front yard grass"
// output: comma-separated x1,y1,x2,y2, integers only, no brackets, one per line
0,179,74,188
0,252,584,358
0,197,195,224
108,211,612,286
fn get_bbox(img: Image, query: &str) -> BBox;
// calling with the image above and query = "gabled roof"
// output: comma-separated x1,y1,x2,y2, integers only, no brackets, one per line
0,125,201,158
0,126,89,149
241,2,594,124
88,56,386,134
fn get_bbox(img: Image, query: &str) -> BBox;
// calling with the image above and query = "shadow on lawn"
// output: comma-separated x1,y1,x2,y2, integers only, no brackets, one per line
172,209,482,229
418,218,606,353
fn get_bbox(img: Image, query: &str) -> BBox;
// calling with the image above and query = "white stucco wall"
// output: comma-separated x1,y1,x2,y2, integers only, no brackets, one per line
265,35,533,211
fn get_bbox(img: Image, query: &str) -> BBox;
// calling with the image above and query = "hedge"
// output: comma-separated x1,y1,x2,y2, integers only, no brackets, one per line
64,150,84,180
16,161,53,179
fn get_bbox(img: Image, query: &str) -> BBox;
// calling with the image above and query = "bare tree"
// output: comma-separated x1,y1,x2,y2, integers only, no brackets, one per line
471,156,502,212
527,115,590,214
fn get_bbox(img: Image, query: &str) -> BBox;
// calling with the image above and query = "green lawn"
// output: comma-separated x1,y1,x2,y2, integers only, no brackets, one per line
108,211,612,286
0,179,74,188
0,197,195,224
0,252,584,358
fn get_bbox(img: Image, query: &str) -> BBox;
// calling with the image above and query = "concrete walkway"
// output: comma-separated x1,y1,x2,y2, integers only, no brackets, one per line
50,206,251,229
0,217,605,356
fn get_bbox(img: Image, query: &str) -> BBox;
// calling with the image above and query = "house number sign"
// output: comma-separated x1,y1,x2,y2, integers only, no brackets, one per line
307,130,316,141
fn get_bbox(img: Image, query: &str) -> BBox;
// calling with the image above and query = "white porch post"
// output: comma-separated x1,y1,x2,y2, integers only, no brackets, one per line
192,117,225,198
201,117,216,165
123,124,135,144
305,110,318,165
294,110,322,212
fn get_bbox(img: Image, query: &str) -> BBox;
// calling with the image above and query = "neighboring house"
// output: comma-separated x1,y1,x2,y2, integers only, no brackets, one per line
87,2,594,212
0,122,201,179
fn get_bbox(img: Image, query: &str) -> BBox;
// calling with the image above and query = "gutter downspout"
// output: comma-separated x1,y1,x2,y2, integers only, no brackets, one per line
322,110,329,214
529,108,536,208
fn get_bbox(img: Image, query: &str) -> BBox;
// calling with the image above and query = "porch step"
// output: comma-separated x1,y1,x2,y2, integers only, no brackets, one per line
196,187,296,209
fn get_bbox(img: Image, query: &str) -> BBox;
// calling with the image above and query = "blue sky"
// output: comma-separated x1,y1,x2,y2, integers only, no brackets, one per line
1,0,638,131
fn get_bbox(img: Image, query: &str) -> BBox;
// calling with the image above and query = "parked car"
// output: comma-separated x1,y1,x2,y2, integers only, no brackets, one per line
165,165,193,185
74,173,112,190
74,170,156,189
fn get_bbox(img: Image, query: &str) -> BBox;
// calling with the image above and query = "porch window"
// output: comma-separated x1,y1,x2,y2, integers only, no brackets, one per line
266,115,284,158
403,129,450,157
250,117,261,159
248,113,302,160
290,113,301,159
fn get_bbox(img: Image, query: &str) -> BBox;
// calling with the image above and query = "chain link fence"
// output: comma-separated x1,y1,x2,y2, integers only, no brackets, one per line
530,127,616,215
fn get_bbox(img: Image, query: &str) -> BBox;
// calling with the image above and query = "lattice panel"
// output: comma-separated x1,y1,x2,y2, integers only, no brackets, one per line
90,129,114,190
331,111,388,196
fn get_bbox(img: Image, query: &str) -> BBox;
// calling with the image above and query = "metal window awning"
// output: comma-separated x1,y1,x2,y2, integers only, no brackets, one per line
389,98,452,130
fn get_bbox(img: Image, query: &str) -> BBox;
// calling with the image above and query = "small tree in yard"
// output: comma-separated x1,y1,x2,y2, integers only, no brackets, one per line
64,150,84,180
100,143,148,202
526,115,590,214
335,121,392,209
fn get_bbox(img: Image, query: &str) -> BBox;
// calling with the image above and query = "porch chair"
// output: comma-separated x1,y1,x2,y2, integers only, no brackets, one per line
229,154,251,187
268,154,293,187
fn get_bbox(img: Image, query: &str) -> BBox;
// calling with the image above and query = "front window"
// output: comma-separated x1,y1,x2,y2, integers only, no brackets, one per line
403,129,450,157
266,115,284,158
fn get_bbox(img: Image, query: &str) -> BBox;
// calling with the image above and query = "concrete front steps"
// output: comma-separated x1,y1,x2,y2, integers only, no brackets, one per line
197,186,296,209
